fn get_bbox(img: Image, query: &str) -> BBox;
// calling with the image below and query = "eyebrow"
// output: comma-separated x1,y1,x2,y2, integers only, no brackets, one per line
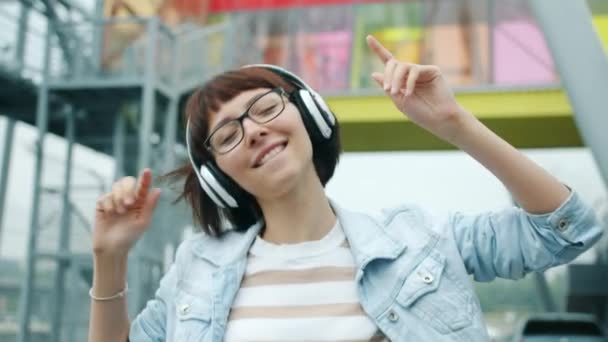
209,91,270,132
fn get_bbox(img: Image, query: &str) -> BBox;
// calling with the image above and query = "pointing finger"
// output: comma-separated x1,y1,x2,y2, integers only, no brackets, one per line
366,35,393,64
135,169,152,202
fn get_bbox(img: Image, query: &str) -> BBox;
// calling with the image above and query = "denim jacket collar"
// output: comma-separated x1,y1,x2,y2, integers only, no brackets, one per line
191,221,263,267
331,200,408,270
190,199,408,269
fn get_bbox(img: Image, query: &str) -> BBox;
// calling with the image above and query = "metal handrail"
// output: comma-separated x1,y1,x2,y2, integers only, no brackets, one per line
15,7,572,96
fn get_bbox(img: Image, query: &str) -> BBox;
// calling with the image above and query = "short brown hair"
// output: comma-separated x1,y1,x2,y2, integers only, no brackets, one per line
163,67,341,236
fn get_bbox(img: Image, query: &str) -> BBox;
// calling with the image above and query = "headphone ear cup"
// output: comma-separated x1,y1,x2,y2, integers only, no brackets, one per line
196,166,226,208
309,91,336,126
292,90,333,140
291,91,324,142
203,162,252,208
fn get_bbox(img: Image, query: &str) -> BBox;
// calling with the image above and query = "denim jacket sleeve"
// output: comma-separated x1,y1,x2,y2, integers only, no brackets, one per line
129,237,195,341
449,190,603,282
129,263,176,341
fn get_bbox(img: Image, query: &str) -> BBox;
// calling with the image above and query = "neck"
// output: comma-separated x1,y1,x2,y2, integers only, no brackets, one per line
257,166,336,244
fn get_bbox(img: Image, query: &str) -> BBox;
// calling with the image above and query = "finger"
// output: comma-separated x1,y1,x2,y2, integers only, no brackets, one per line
119,176,137,206
405,66,421,96
419,65,441,83
111,183,127,214
95,193,110,212
366,35,393,64
384,59,398,91
101,193,116,214
391,63,410,95
114,177,134,208
371,72,384,88
135,169,152,202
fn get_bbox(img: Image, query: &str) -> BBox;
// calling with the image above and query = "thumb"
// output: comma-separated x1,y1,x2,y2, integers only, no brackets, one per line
371,72,384,89
142,188,162,216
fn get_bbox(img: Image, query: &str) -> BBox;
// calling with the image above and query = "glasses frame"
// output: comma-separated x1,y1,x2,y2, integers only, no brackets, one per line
204,87,288,155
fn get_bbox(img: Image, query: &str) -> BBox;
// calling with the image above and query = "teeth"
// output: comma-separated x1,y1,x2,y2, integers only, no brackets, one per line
259,145,284,166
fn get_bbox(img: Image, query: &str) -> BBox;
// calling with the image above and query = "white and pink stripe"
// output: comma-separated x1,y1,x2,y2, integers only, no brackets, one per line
224,222,388,342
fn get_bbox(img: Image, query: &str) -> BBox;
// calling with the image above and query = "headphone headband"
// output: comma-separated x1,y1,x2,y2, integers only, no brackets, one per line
242,64,309,91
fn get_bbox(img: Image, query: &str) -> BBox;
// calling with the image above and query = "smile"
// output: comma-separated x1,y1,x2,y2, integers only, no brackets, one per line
253,143,287,168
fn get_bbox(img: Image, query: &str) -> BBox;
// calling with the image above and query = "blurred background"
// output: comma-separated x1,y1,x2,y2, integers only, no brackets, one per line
0,0,607,341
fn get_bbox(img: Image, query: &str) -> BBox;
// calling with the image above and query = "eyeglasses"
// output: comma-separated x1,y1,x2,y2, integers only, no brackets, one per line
205,88,287,154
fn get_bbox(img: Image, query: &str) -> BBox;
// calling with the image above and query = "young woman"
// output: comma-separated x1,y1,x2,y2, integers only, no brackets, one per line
88,36,602,342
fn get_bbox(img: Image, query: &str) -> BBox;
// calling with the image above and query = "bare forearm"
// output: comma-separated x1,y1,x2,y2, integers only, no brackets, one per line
88,252,130,342
448,111,570,214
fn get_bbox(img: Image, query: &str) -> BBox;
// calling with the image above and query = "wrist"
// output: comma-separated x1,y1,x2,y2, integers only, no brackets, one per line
93,242,130,259
90,283,128,301
92,253,129,297
435,107,479,146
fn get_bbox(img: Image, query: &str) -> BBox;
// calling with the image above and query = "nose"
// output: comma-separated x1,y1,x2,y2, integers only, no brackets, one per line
242,117,268,148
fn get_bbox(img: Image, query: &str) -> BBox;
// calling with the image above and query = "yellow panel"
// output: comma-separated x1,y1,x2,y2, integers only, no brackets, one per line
326,88,572,123
325,88,581,151
338,116,582,152
592,15,608,53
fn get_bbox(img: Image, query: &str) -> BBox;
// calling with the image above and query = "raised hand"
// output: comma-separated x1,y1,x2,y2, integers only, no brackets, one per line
366,35,472,142
93,169,162,256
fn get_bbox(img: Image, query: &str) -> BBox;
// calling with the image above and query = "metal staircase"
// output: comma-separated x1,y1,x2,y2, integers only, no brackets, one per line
0,4,257,341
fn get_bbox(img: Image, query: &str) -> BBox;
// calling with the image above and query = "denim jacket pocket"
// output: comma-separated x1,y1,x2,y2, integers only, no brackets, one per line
396,250,473,334
174,290,212,341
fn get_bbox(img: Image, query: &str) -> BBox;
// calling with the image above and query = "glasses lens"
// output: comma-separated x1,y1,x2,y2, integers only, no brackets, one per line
210,121,243,153
249,91,284,123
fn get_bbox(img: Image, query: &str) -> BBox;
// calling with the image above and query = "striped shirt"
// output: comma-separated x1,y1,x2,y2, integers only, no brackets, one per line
224,221,387,342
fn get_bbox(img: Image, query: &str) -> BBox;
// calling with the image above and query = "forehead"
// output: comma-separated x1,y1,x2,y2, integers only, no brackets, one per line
208,87,273,130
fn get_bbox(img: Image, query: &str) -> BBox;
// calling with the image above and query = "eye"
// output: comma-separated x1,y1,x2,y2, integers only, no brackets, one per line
212,124,241,148
219,132,238,145
256,105,277,116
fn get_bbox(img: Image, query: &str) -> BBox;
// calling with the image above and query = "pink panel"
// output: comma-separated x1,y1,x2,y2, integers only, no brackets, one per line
295,31,352,91
493,19,557,85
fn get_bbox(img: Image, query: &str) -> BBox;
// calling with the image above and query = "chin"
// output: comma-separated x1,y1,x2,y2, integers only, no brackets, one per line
250,162,305,201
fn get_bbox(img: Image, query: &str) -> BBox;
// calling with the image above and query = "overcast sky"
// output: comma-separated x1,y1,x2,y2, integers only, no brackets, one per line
1,116,607,263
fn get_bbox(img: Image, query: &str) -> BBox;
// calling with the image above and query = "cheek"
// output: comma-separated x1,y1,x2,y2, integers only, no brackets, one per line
292,118,314,157
216,158,261,195
280,108,312,146
215,154,247,183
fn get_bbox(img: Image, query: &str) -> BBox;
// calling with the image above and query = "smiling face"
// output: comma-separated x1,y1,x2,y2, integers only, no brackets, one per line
208,87,316,201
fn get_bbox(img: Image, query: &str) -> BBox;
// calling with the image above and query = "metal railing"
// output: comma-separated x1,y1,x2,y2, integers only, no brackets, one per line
0,3,46,83
45,16,260,93
7,0,603,96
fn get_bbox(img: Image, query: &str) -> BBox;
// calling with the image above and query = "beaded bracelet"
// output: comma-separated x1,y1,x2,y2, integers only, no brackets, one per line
89,283,129,301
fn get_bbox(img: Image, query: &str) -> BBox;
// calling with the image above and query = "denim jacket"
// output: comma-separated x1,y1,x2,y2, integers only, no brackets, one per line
129,190,602,341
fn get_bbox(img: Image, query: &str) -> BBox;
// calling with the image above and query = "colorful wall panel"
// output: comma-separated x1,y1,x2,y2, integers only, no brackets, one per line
493,19,557,85
294,31,352,91
350,2,422,89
